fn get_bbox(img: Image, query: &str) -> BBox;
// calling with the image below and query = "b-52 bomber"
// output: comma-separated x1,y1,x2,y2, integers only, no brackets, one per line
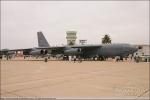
0,32,140,62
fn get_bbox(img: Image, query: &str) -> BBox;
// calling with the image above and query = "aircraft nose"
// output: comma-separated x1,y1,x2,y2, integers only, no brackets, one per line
127,45,138,54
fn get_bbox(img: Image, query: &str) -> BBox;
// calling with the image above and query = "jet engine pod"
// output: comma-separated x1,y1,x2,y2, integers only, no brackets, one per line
40,50,44,55
7,51,15,55
44,50,48,55
30,49,47,55
64,48,82,55
77,48,82,52
23,51,30,55
40,49,48,55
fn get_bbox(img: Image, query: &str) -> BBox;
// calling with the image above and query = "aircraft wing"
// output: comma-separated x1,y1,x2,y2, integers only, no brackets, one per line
37,46,65,55
0,45,102,56
71,44,102,48
37,45,102,50
0,48,33,55
38,45,103,51
10,48,33,51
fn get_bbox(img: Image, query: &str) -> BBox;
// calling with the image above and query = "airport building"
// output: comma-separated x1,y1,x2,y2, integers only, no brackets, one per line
66,31,77,46
79,40,87,45
135,45,150,56
134,44,150,62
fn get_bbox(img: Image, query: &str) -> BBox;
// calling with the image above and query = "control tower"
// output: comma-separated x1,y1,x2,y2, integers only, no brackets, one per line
66,31,77,46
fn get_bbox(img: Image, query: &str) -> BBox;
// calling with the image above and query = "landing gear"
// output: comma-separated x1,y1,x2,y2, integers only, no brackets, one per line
99,56,106,61
63,56,69,61
93,57,96,61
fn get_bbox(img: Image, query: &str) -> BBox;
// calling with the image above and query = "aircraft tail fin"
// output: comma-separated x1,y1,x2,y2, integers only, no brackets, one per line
37,31,50,47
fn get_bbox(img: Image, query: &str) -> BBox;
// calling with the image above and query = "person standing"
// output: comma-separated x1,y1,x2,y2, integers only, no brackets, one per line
69,56,72,61
78,56,82,63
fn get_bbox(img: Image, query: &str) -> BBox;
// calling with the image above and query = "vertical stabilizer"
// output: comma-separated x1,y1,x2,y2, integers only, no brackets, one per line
37,31,50,47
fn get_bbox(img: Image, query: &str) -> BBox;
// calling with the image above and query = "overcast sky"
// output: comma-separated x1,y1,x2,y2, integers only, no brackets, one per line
1,1,149,49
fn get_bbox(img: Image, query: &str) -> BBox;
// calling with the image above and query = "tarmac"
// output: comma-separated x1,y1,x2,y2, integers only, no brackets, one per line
0,58,149,99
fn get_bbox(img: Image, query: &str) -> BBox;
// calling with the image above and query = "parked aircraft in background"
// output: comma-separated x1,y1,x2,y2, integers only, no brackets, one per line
0,49,16,60
0,32,139,62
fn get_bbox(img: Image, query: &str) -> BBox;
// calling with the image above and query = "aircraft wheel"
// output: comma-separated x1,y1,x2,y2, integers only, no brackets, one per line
120,57,123,61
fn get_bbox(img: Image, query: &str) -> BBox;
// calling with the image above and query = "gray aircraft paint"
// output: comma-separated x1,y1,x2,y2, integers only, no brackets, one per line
37,33,138,58
98,44,137,57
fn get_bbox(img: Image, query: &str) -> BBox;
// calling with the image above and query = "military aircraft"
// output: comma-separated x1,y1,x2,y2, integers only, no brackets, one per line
0,32,139,62
36,32,139,61
46,43,138,61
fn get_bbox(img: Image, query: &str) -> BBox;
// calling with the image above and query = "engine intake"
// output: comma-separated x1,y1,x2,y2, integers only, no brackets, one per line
30,49,48,55
64,48,82,55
